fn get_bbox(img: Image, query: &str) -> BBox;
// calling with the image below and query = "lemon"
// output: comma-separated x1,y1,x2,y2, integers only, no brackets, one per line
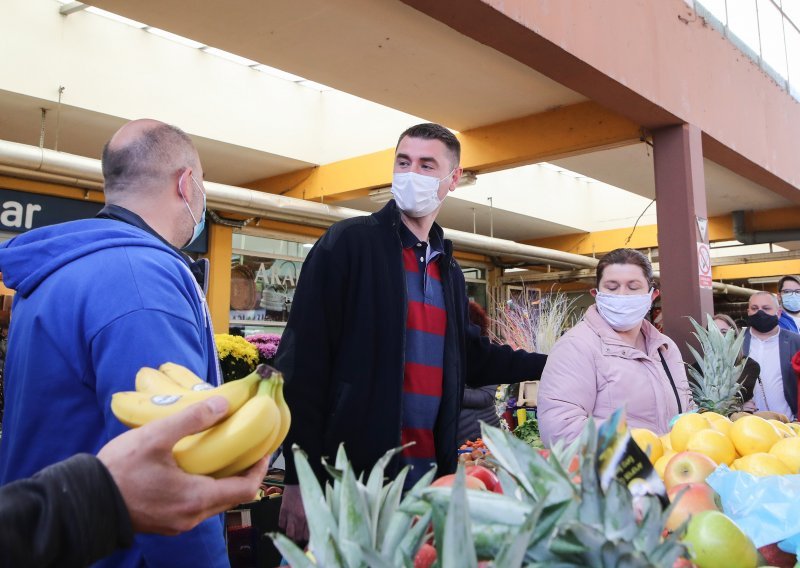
700,411,726,422
631,428,663,463
788,423,800,436
660,433,673,451
709,417,733,437
671,413,711,452
769,437,800,473
654,454,671,479
686,429,737,466
768,419,795,438
730,415,782,455
732,453,792,476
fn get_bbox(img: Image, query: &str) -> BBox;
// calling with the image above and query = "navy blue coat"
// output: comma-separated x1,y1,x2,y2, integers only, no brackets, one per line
276,201,546,483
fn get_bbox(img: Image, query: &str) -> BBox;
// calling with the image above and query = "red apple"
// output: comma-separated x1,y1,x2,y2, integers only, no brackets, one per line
431,474,487,491
663,451,718,491
465,465,502,493
757,543,796,568
413,543,437,568
665,482,721,532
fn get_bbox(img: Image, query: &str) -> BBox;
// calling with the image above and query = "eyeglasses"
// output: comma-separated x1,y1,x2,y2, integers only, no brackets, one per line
781,289,800,296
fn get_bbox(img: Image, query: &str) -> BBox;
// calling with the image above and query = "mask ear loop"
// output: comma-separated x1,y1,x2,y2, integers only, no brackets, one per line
177,170,188,200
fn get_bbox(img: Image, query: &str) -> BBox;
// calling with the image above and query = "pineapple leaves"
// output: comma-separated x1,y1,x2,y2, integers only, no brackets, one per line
441,465,478,568
686,314,747,415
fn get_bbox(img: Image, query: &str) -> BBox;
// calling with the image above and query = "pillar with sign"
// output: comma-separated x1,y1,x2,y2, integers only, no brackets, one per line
653,123,714,361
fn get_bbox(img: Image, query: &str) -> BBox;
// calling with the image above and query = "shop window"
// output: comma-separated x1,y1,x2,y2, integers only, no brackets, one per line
229,233,313,337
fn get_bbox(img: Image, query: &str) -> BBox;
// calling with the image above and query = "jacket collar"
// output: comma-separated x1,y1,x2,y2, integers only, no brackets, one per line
583,304,669,358
96,204,208,290
375,199,450,256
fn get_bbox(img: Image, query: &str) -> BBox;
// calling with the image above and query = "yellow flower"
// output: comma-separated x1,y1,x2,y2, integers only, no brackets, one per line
215,334,259,366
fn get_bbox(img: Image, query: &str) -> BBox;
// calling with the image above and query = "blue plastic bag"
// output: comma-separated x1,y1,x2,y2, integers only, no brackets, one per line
706,465,800,555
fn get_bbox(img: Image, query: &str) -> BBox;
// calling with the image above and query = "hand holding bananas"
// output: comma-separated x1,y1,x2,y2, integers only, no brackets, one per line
111,363,291,478
99,395,269,535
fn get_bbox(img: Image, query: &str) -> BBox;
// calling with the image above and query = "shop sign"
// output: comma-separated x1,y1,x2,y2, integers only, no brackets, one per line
0,188,102,232
0,188,207,253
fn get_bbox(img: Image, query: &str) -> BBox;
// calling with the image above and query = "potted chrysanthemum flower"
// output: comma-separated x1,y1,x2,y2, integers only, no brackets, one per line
215,333,259,383
245,333,281,366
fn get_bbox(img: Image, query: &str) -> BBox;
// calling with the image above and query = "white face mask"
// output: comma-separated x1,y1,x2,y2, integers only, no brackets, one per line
594,289,653,332
391,169,454,218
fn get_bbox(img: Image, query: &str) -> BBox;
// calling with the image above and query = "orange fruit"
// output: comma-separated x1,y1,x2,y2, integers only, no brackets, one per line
768,437,800,473
730,415,781,456
686,429,736,466
671,414,711,452
631,428,663,463
732,453,792,476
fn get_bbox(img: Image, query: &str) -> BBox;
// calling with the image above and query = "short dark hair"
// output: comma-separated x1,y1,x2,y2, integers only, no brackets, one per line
397,123,460,167
778,275,800,292
595,248,654,288
102,123,195,194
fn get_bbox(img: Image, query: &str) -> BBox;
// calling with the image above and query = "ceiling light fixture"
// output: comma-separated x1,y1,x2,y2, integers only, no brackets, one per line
145,27,205,48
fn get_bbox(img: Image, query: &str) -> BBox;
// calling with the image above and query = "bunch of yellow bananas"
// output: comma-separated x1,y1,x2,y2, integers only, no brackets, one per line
111,363,290,478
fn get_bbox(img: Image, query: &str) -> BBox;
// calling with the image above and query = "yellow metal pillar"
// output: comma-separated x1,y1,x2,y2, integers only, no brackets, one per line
204,223,233,334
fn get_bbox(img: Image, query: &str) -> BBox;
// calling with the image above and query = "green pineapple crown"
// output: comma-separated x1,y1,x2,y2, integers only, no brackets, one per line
686,314,747,416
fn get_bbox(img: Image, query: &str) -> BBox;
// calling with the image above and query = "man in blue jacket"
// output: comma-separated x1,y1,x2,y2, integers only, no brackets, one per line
777,274,800,333
276,123,547,542
0,119,228,567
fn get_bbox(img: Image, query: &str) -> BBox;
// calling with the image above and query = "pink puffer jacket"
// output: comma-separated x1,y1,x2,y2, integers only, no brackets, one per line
538,305,693,445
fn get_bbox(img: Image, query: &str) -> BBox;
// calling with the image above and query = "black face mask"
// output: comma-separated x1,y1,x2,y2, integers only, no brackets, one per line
748,310,779,333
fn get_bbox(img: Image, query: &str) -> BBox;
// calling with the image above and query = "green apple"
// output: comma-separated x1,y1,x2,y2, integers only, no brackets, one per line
683,510,757,568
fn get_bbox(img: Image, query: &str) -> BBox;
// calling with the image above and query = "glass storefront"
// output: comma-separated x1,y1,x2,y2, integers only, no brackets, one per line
229,233,313,337
229,230,489,336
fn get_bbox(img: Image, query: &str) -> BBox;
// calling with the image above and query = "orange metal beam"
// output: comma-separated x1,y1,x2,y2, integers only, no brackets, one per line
245,101,641,201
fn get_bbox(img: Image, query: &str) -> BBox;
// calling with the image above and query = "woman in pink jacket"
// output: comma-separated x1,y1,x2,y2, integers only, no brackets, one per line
538,248,693,445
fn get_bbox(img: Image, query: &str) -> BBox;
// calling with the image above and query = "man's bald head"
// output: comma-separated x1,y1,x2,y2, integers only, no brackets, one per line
102,119,199,197
749,291,780,310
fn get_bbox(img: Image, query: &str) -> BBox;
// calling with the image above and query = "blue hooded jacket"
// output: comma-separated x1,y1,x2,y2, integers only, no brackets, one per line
0,218,226,567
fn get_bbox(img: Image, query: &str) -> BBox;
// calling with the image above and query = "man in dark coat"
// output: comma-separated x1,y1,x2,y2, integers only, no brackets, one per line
276,123,546,542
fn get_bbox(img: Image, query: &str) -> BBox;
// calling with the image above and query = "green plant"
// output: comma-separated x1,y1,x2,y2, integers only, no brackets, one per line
686,314,747,416
513,417,544,449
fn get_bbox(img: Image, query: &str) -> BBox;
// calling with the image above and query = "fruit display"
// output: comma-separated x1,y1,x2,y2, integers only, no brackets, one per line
631,410,800,568
111,362,290,478
275,418,692,567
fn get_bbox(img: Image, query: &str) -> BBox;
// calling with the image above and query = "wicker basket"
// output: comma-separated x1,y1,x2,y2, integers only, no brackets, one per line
230,265,258,311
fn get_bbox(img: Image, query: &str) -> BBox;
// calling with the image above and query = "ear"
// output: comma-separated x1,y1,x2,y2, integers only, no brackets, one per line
449,167,463,192
590,288,598,297
177,167,194,199
651,289,660,301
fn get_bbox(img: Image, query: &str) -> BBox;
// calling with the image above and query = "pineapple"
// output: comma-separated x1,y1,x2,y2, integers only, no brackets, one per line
276,416,689,567
270,444,437,568
686,314,748,416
